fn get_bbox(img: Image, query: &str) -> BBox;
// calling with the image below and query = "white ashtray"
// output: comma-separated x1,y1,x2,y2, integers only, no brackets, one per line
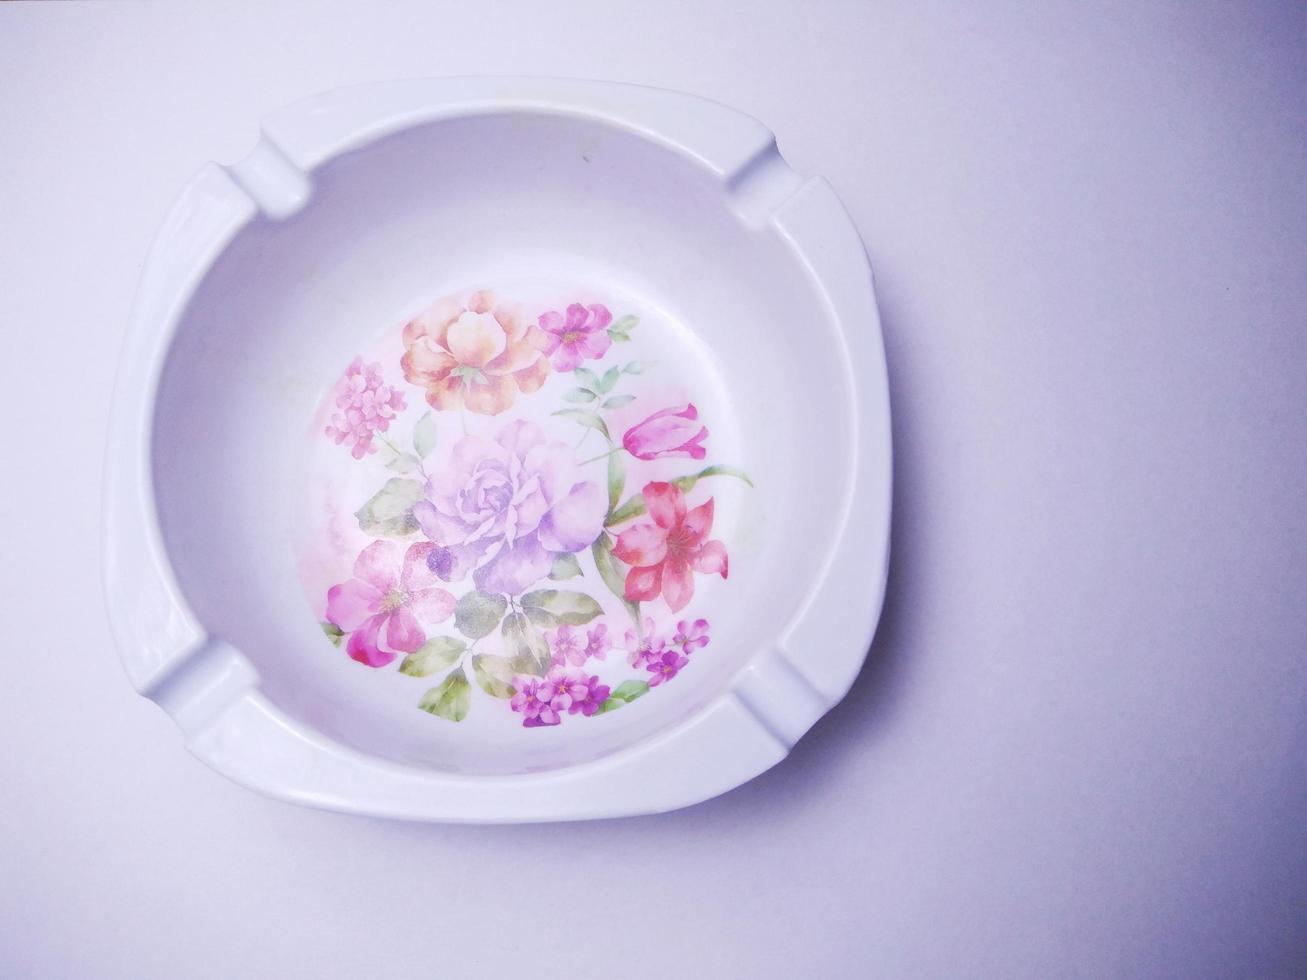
104,78,891,821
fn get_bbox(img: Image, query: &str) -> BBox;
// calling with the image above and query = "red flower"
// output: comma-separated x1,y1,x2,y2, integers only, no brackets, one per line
612,482,728,612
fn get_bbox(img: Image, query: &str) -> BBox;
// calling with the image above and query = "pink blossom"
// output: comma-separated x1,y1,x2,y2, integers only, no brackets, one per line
536,665,577,714
567,673,611,717
673,618,710,654
550,622,611,668
646,649,690,687
584,623,611,662
621,403,707,461
510,675,561,728
624,617,666,669
324,358,407,459
548,624,587,667
612,482,728,613
325,541,456,668
537,303,612,372
534,665,611,718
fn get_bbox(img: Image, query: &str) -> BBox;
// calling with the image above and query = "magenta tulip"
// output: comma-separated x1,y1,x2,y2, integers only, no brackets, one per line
621,403,708,461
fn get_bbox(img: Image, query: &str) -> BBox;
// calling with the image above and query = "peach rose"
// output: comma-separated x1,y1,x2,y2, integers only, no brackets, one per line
401,290,551,415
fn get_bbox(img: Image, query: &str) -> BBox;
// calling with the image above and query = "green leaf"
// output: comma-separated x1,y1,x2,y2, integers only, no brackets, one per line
608,315,639,343
605,494,645,527
610,679,650,702
418,667,471,722
320,621,344,647
522,606,556,629
602,395,635,410
413,411,438,459
606,466,754,527
591,535,638,622
549,553,583,580
673,464,755,490
501,612,551,675
552,408,610,441
520,589,603,625
563,388,598,403
454,591,507,639
472,654,517,698
399,636,466,676
387,452,422,474
598,678,650,713
598,366,621,394
355,478,425,537
607,451,625,513
573,367,600,390
622,361,650,375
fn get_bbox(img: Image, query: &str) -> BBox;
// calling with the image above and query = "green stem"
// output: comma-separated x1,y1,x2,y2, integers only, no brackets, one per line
580,447,624,466
378,432,426,479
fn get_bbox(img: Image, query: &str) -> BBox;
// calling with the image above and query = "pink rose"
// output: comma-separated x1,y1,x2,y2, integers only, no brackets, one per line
621,403,708,461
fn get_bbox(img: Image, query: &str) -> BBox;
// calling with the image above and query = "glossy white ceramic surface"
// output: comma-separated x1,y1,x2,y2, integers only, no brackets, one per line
103,77,890,821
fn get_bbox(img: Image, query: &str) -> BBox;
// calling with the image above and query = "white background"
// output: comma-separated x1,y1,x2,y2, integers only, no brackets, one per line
3,3,1305,977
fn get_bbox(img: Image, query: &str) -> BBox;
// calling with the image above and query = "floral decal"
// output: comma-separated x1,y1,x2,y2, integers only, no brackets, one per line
325,541,456,667
538,303,613,371
412,419,608,596
622,403,708,461
311,287,752,728
325,358,408,459
401,290,550,415
612,481,727,612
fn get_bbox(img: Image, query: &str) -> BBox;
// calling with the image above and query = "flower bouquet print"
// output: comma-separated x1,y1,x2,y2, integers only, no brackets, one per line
302,286,752,730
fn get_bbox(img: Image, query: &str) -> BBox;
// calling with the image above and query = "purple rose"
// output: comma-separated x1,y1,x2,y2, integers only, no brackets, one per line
413,420,607,595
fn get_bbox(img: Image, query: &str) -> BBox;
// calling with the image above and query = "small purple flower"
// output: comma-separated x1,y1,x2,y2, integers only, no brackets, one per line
624,618,666,669
646,649,689,687
548,624,588,667
673,618,710,655
567,672,611,717
510,674,561,728
584,623,611,662
536,665,578,714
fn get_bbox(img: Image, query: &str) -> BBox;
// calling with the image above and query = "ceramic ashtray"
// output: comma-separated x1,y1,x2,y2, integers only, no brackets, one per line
103,78,891,822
